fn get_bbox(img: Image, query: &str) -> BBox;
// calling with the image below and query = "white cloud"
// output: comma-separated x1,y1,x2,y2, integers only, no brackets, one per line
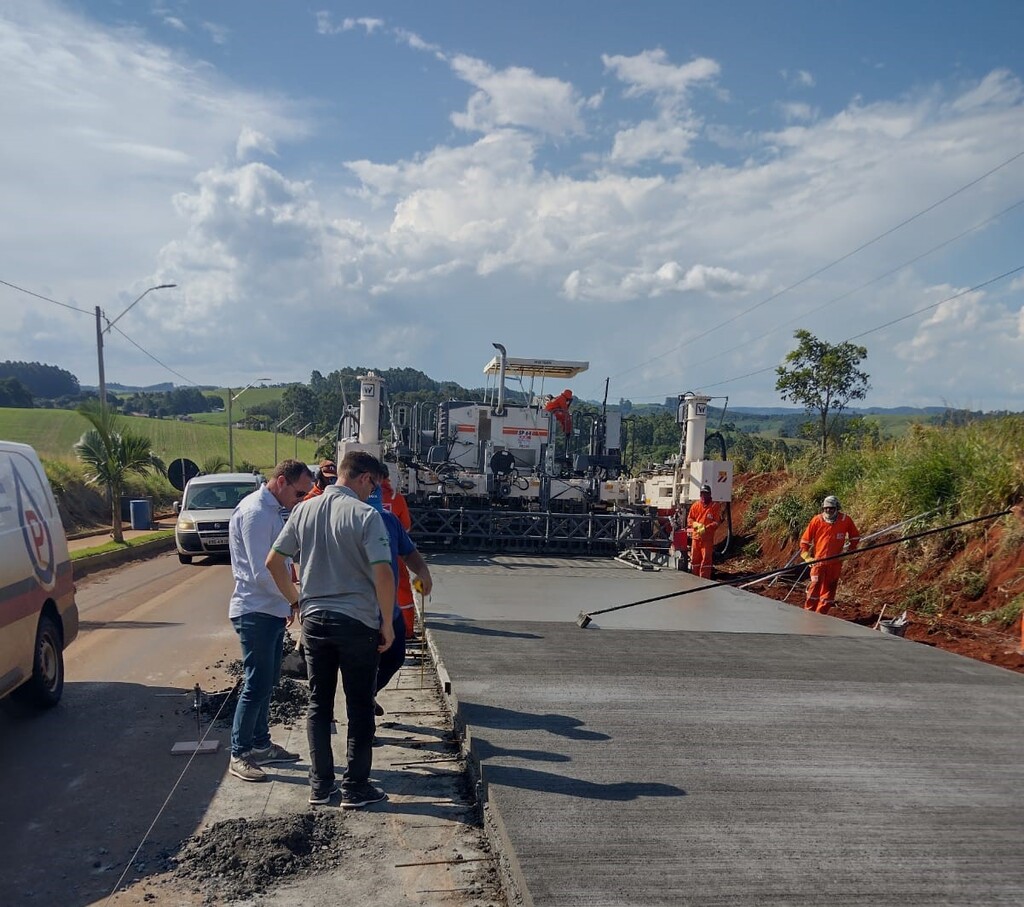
315,12,383,36
163,16,186,32
781,68,816,88
236,126,278,160
202,21,230,45
609,113,700,165
448,54,586,137
602,49,719,100
778,101,816,122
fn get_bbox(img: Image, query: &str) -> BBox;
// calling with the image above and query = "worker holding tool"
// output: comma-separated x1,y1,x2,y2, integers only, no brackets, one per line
800,495,860,613
545,388,574,435
687,483,720,579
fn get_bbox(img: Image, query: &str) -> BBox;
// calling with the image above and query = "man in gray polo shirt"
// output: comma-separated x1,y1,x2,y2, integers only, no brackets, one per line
267,450,395,808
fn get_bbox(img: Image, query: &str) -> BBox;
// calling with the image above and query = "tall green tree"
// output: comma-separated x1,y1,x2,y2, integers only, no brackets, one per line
775,329,870,454
73,402,167,543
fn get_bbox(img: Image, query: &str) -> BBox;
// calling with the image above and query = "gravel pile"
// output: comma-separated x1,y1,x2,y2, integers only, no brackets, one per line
204,671,310,728
174,812,349,903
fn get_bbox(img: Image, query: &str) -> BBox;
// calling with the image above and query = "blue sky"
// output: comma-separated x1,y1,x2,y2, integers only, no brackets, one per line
1,0,1022,409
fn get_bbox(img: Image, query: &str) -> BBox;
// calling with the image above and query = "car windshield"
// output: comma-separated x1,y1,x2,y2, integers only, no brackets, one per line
183,482,258,511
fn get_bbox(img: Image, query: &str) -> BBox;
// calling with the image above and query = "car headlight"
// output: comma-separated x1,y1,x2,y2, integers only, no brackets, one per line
177,517,197,531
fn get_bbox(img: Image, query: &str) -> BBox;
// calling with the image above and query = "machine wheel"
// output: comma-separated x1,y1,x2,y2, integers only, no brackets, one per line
178,553,193,565
12,613,64,708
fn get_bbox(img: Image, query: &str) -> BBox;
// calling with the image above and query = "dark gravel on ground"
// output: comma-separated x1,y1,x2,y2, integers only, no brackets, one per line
201,650,310,728
173,812,349,903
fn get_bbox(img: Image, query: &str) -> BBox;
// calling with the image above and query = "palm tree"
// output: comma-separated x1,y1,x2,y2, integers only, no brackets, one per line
201,455,230,475
74,402,167,543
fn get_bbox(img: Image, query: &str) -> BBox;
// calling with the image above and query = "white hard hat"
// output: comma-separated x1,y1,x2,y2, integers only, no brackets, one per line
822,495,840,510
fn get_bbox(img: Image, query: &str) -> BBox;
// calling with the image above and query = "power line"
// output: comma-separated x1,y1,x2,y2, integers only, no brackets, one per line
695,263,1024,391
674,197,1024,383
107,324,202,388
0,278,92,316
610,147,1024,385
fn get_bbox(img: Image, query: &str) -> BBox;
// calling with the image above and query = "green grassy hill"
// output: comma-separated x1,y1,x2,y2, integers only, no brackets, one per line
0,407,318,470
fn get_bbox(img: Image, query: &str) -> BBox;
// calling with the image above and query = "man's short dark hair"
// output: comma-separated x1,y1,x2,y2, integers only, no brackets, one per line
338,451,384,479
272,459,313,483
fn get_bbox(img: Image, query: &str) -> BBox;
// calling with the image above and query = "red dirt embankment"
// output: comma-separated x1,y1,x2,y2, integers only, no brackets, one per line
719,472,1024,675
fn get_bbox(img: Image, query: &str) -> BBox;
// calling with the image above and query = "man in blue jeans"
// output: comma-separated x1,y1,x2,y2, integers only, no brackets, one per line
227,459,313,782
267,451,395,808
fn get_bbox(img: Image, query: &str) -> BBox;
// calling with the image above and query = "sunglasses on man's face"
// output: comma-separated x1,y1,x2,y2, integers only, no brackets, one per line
823,506,837,513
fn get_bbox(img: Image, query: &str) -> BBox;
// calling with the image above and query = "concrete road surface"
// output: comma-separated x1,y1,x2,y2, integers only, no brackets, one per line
425,554,1024,906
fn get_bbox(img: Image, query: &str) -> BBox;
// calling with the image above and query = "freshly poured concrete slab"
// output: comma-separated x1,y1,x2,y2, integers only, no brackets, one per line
425,553,877,636
426,555,1024,906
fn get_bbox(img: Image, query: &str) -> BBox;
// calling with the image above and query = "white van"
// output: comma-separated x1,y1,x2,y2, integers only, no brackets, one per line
174,472,264,564
0,441,79,707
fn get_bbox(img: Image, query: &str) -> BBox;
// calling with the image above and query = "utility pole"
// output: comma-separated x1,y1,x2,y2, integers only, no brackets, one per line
95,306,107,409
94,283,176,409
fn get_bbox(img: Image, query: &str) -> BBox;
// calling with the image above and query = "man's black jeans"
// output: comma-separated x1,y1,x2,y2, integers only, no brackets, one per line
302,610,380,796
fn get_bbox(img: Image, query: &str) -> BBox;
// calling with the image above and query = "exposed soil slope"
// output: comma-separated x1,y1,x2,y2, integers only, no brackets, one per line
720,472,1024,674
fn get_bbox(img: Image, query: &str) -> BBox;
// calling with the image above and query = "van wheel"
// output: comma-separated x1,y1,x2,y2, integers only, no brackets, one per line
12,613,64,709
178,554,193,564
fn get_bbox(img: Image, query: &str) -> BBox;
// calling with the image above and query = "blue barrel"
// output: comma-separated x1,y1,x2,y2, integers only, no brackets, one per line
129,499,152,531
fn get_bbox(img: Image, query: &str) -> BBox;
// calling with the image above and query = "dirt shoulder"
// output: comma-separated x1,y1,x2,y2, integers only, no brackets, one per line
723,472,1024,674
105,631,509,906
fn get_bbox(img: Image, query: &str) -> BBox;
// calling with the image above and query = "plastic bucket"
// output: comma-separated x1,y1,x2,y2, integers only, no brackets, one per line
878,618,907,637
129,499,152,531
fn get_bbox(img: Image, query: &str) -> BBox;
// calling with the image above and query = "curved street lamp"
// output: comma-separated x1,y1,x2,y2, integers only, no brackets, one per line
294,421,314,458
228,378,270,471
95,283,177,408
274,412,297,465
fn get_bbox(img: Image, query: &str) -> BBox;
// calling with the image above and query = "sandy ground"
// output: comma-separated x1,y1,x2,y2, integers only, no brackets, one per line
101,632,509,907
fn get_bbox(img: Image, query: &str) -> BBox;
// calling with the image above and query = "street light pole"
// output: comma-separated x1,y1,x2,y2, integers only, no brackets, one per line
294,422,314,458
274,412,297,465
96,283,177,409
228,378,270,471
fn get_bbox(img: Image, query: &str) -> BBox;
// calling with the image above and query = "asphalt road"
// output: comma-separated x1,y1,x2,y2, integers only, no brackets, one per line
0,554,236,906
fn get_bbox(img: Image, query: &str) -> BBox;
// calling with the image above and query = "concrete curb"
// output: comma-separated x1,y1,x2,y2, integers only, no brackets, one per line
425,623,533,907
72,535,177,580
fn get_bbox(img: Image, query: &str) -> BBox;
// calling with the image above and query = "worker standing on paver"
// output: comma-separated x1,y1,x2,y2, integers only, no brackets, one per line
800,495,860,613
687,483,720,579
545,389,574,435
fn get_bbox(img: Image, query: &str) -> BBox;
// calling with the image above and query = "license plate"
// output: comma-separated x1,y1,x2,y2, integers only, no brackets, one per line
205,536,229,547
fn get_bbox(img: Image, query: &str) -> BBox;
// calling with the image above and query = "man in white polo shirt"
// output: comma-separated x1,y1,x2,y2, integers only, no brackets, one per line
227,459,313,783
267,451,395,808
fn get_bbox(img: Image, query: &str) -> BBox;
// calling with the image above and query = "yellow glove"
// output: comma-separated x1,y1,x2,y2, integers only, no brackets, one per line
801,551,813,564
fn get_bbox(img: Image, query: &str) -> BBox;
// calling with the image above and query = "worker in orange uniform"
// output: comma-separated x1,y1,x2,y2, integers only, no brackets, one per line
545,389,574,435
381,474,417,637
302,460,337,501
687,483,720,579
800,495,860,613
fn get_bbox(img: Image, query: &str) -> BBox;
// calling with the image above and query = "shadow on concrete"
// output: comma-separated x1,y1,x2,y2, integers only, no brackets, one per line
479,757,687,801
0,680,226,907
433,622,543,640
473,737,571,764
459,702,610,741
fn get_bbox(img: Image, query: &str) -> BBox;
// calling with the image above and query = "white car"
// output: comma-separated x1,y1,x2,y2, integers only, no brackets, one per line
174,473,263,564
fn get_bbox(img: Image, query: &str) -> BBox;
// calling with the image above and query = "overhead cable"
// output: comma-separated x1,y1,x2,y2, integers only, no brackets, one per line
0,277,92,316
610,147,1024,383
